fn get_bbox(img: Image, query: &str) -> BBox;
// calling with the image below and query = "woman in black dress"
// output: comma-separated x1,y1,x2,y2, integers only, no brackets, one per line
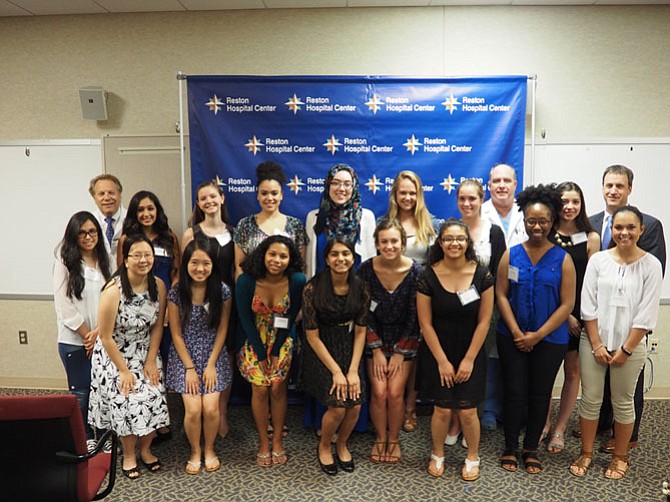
301,238,371,476
417,219,494,481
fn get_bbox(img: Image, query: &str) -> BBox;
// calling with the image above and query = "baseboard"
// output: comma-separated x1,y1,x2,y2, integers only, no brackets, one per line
0,376,66,390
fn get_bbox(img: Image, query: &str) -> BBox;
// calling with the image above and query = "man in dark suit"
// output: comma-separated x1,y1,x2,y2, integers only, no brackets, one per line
589,164,666,453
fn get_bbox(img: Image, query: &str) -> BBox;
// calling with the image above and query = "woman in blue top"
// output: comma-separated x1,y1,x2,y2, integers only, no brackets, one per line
496,184,576,475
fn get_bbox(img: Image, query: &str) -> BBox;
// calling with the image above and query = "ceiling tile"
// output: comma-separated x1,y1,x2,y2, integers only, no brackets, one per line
9,0,106,15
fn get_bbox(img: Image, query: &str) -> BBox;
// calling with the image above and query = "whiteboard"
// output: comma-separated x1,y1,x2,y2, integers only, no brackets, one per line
0,141,102,297
525,140,669,300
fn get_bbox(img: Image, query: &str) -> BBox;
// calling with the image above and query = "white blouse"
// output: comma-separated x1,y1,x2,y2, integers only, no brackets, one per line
53,259,105,346
581,251,662,351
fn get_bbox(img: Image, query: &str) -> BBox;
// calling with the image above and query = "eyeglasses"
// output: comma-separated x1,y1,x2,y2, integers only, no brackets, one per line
441,235,468,244
127,253,153,260
330,180,353,190
78,229,98,238
525,219,552,227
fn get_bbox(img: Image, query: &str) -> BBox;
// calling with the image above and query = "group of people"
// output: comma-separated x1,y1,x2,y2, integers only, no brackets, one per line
53,160,664,483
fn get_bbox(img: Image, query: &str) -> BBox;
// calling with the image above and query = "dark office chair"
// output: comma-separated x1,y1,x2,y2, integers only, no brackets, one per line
0,393,118,501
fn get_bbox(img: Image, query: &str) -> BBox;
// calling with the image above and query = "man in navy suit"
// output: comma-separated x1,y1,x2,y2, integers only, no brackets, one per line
589,164,666,453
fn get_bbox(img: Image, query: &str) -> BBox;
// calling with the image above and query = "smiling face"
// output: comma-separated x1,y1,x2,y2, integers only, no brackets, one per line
264,242,291,277
438,224,469,260
612,210,644,249
488,164,517,208
187,248,213,284
524,203,553,242
197,185,225,216
77,219,99,253
376,227,404,261
457,184,483,220
328,170,354,205
124,241,154,277
326,241,355,274
559,189,582,223
137,197,157,228
257,179,283,213
93,179,121,217
602,172,632,213
395,178,417,213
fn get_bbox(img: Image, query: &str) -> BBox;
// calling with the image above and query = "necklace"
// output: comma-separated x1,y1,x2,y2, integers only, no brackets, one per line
554,232,573,248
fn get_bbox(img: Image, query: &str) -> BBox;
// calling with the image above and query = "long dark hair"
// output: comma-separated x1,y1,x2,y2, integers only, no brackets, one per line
556,181,594,233
178,238,223,330
122,190,174,253
242,235,303,279
190,180,230,227
311,238,366,317
57,211,111,300
109,234,158,302
428,218,479,265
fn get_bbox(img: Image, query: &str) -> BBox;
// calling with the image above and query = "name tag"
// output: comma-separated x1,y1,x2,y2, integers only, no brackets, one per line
508,266,519,282
203,302,210,313
84,267,100,281
610,293,628,308
153,246,168,257
273,315,289,329
571,232,588,245
139,303,157,319
369,300,378,312
215,232,231,247
457,285,480,306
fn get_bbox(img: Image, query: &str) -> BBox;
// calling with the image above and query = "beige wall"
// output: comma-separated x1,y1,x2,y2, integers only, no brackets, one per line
0,5,668,393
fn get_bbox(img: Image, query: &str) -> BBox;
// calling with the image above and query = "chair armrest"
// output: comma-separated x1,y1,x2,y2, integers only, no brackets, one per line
56,429,117,463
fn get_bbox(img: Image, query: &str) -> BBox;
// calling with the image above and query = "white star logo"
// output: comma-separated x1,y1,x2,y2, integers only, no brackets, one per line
215,175,226,189
441,94,460,115
365,175,383,194
205,95,224,115
287,175,305,195
244,135,264,155
440,174,459,194
284,94,304,115
403,134,422,155
323,135,342,155
365,94,385,114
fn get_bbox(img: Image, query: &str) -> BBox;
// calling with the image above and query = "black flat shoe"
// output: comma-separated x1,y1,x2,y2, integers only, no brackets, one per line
335,452,355,473
317,445,337,476
141,457,161,472
154,429,172,443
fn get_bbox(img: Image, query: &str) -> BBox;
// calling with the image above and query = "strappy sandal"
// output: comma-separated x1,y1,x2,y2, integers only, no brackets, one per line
204,456,221,472
386,441,401,464
604,454,629,480
522,451,543,474
272,450,288,466
500,449,519,472
547,432,565,454
185,460,201,475
462,456,481,481
569,451,593,477
122,465,140,479
427,452,445,478
403,408,417,432
370,440,386,463
256,452,272,467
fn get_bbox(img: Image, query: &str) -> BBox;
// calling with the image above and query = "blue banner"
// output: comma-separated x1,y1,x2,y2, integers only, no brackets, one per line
187,75,527,225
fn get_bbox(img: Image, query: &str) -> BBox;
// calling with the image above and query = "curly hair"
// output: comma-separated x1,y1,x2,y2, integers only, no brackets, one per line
122,190,174,253
256,161,287,187
428,218,479,265
516,183,563,221
241,235,304,279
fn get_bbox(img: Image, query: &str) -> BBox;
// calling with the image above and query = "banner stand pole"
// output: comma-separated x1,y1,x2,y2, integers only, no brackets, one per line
528,74,537,185
177,70,187,232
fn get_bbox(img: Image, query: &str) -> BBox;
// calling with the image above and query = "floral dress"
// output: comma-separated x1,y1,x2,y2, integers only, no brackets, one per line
237,293,293,386
88,277,169,436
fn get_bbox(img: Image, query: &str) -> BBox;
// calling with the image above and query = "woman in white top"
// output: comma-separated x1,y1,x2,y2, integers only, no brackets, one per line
54,211,111,445
570,205,662,480
382,170,437,433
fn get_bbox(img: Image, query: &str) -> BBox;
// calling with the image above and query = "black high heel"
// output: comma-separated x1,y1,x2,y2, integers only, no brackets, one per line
317,444,338,476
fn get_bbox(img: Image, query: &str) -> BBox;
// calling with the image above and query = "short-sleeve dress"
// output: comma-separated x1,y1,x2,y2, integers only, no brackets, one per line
88,277,170,436
234,214,308,256
417,264,493,409
165,282,233,394
299,279,370,408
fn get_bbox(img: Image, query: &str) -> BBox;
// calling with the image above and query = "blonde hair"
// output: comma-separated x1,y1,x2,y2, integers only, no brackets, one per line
385,170,435,246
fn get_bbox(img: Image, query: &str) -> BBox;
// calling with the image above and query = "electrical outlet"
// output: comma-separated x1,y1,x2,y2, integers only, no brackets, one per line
18,330,28,344
649,340,660,355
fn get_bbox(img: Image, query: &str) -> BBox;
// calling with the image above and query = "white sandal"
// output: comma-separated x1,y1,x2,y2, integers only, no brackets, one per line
427,452,445,478
462,456,480,481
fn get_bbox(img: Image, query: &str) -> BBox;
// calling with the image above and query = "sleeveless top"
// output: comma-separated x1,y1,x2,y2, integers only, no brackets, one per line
549,231,589,322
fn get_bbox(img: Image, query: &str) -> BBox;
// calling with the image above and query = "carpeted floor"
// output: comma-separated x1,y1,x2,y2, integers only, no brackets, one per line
3,388,669,501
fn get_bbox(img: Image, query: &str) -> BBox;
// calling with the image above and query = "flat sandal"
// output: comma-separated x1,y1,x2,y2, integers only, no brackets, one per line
569,451,593,477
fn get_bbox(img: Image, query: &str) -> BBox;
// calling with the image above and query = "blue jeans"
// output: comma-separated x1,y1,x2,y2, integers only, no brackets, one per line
58,343,93,439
